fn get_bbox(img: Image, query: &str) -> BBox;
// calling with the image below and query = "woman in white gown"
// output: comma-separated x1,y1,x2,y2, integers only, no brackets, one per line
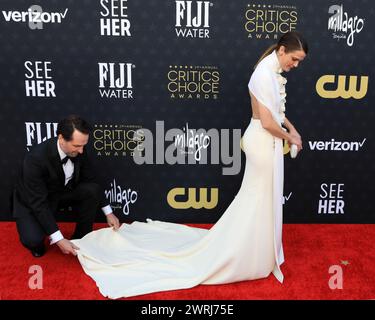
72,31,308,299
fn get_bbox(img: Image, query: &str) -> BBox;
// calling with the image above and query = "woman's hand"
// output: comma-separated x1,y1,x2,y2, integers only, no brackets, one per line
288,133,302,152
289,127,301,140
287,127,302,151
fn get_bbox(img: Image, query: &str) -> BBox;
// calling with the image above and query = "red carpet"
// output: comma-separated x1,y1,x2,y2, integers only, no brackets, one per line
0,222,374,300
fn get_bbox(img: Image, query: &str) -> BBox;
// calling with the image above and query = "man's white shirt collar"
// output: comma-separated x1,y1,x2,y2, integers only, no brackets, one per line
57,140,68,161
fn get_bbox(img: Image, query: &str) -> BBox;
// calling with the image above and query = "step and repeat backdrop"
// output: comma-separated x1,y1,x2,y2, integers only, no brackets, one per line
0,0,374,223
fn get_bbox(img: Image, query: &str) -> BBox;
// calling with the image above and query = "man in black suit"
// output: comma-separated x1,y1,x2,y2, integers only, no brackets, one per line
13,115,120,257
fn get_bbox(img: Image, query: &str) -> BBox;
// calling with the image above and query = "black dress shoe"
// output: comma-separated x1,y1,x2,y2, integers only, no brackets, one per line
30,245,46,258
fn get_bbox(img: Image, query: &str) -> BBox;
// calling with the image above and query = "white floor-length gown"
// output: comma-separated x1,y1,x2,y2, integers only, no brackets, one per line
72,50,287,299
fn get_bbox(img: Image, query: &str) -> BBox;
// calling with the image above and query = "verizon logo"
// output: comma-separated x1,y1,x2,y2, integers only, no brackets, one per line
2,6,68,25
283,192,292,205
309,139,366,151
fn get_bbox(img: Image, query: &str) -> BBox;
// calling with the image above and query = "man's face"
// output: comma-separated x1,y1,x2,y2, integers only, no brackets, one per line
58,129,89,157
278,46,306,72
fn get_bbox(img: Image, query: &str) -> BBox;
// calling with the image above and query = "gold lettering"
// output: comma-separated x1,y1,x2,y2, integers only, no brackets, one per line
167,187,218,209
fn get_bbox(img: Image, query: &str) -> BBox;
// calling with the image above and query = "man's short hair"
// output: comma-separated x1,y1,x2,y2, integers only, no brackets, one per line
56,115,91,141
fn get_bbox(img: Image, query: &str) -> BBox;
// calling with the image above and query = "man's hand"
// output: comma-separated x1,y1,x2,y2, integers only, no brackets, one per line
106,213,120,230
56,239,80,256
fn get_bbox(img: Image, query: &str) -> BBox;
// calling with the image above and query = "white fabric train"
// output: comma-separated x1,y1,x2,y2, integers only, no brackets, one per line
72,50,286,299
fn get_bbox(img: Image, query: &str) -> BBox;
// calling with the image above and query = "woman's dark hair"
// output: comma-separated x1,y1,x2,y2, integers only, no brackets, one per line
255,31,308,68
57,115,91,141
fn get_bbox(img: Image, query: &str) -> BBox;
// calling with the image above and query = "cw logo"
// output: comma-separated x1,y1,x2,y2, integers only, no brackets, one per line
316,75,368,99
167,187,218,209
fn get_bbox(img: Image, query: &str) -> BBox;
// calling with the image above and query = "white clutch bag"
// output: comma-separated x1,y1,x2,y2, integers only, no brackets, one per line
290,144,298,158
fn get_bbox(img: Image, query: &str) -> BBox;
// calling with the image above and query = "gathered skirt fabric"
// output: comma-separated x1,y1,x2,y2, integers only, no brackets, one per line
72,119,284,299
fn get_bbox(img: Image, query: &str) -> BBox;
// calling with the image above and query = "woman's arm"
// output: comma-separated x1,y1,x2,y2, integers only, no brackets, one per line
283,117,300,138
258,103,292,141
283,116,302,151
257,102,302,149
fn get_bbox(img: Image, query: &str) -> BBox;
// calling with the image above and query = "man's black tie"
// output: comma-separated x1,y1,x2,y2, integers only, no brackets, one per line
61,156,77,164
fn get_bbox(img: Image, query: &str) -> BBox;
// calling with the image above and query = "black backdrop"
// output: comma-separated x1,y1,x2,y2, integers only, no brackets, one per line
0,0,374,223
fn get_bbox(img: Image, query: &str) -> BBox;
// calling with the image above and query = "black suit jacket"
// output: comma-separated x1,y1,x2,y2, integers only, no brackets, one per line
13,137,107,235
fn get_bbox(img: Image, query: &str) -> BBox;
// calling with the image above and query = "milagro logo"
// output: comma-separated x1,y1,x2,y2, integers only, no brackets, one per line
244,3,298,39
174,123,211,161
104,179,138,215
2,5,68,29
328,4,365,47
132,121,242,176
175,0,213,38
25,122,58,150
309,138,366,152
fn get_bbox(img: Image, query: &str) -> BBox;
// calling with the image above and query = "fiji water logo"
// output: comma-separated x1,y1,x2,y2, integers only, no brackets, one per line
175,1,212,38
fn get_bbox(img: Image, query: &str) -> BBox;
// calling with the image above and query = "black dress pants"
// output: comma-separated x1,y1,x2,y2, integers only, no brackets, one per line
16,182,101,251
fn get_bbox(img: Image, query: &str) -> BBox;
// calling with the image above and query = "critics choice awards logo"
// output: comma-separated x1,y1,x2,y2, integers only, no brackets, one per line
92,124,145,157
244,3,298,39
167,65,219,99
175,1,213,38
